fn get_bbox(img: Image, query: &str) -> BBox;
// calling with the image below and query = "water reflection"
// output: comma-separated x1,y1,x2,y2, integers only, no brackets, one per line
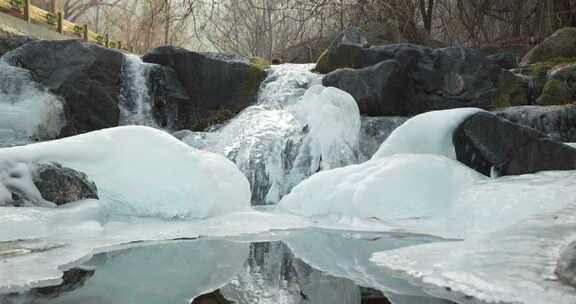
1,229,456,304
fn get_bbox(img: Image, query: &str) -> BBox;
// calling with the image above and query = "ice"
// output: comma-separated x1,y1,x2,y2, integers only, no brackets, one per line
279,154,485,222
0,59,65,147
0,126,250,218
372,108,481,160
118,54,158,127
185,64,360,204
371,203,576,304
3,240,249,304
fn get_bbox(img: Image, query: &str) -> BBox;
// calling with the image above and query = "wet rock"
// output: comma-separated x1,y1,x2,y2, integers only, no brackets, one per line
143,46,269,130
7,39,124,136
556,241,576,288
522,27,576,65
146,64,190,129
314,27,369,74
33,162,98,206
453,111,576,176
495,105,576,142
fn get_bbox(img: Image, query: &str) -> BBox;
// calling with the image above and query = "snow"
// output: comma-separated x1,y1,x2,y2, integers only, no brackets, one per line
0,126,250,218
279,154,485,223
372,108,481,160
0,59,65,146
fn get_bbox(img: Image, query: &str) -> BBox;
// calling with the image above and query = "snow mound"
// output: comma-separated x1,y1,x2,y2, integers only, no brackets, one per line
372,108,481,160
371,202,576,304
0,126,250,218
279,154,485,221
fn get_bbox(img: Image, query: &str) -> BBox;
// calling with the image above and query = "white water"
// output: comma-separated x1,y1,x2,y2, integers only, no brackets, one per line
0,59,65,147
181,64,361,204
118,54,158,127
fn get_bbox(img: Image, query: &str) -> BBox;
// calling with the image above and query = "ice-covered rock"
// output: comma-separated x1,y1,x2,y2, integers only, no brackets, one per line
279,154,485,221
32,162,98,206
0,126,250,218
359,116,408,160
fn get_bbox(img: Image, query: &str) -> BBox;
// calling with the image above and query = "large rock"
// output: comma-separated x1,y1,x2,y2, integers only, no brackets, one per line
522,27,576,65
320,38,506,115
453,111,576,176
7,39,124,136
146,64,190,129
7,162,98,207
314,27,369,74
33,162,98,206
556,241,576,288
143,46,269,130
495,105,576,142
323,60,412,115
0,34,36,57
487,52,517,69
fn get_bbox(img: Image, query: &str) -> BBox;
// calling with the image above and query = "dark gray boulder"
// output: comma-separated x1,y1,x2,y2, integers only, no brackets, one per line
146,64,190,129
556,241,576,288
453,111,576,176
323,60,412,116
495,106,576,142
487,52,517,69
142,46,269,130
0,34,37,57
320,40,504,116
314,27,369,74
33,162,98,206
7,39,124,137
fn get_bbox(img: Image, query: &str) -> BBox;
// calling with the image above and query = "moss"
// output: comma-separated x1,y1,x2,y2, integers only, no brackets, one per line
313,49,331,74
193,108,235,131
495,74,530,109
513,57,576,96
537,79,572,105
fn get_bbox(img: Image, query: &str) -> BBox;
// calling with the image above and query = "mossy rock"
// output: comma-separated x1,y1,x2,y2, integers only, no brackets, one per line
537,79,572,105
495,72,531,108
513,57,576,97
313,27,368,74
522,27,576,65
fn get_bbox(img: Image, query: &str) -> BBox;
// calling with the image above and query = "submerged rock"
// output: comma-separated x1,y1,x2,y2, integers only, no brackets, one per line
495,105,576,142
6,39,124,136
522,27,576,65
453,111,576,176
143,46,269,130
556,241,576,288
33,162,98,206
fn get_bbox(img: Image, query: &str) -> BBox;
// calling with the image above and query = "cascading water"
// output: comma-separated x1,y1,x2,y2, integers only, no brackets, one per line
0,58,65,147
118,54,158,127
181,64,361,205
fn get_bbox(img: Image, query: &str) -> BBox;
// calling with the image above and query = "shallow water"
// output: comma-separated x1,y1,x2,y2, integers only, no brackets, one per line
0,228,466,304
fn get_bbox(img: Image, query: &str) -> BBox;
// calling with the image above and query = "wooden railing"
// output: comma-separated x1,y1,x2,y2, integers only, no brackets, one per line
0,0,134,53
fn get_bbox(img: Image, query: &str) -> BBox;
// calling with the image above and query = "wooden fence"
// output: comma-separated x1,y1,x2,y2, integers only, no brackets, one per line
0,0,133,52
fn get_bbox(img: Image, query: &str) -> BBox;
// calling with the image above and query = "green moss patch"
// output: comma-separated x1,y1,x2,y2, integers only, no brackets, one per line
538,79,572,105
495,74,530,108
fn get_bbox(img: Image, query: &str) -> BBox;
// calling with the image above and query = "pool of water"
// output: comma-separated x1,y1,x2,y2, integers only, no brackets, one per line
0,228,461,304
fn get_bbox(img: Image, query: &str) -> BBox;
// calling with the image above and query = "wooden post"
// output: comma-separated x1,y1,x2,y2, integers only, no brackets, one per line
50,0,57,13
57,12,63,34
83,24,88,41
105,34,109,48
24,0,30,23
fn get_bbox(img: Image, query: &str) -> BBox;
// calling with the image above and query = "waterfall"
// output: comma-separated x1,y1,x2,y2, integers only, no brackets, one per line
180,64,360,205
118,54,158,127
0,58,65,147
